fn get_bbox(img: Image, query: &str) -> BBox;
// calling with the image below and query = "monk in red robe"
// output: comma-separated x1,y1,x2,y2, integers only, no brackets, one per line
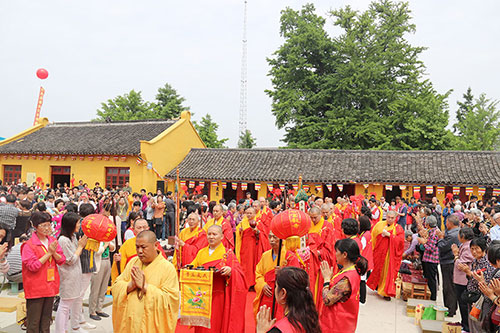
306,206,336,309
173,212,207,268
254,198,273,234
190,225,247,332
367,210,404,300
253,231,300,320
235,206,270,288
203,204,234,250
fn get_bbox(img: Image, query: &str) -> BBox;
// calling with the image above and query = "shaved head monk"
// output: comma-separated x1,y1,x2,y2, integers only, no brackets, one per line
188,225,247,332
112,230,179,332
307,206,336,309
173,212,208,268
202,205,234,250
367,210,404,300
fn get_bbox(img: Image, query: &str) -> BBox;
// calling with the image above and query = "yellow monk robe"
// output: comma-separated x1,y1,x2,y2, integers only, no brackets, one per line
111,236,137,282
366,220,404,297
203,216,234,250
253,248,300,319
111,237,168,282
112,254,179,333
172,226,208,268
235,217,270,287
190,243,247,333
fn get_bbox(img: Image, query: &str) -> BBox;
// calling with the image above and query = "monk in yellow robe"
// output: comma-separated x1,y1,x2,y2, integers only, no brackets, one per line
173,212,208,268
112,231,179,333
253,231,300,319
203,204,234,250
111,219,166,282
190,225,247,333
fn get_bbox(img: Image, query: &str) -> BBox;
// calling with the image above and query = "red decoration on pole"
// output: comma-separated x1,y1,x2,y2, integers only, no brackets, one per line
33,86,45,126
271,209,311,240
36,68,49,80
81,214,117,252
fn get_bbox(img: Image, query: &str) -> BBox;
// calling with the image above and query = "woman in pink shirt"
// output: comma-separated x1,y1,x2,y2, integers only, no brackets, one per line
22,211,65,333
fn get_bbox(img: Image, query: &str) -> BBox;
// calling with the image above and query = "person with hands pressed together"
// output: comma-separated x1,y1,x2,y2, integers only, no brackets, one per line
437,214,461,317
452,227,475,332
319,238,367,332
418,215,440,301
55,212,88,333
256,266,321,333
478,244,500,331
112,230,179,333
21,211,66,333
367,210,404,301
457,237,494,333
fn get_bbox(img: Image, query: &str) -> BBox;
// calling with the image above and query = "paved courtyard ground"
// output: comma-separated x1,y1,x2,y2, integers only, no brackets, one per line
0,271,460,332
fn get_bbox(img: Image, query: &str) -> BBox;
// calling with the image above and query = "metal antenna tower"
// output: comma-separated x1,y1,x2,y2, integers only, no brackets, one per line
238,0,248,138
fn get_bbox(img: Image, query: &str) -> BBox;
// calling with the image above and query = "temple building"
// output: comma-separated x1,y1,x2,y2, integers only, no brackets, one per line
0,111,204,192
167,148,500,203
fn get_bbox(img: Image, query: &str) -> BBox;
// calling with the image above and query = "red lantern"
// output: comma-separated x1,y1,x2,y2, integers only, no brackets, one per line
271,210,311,252
36,68,49,80
271,209,311,239
81,214,117,251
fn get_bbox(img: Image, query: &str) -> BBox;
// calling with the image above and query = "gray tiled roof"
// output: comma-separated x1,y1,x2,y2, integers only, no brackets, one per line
0,119,176,155
166,148,500,186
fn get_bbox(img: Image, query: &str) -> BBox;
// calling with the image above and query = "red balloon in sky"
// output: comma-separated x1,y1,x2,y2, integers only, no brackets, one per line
36,68,49,80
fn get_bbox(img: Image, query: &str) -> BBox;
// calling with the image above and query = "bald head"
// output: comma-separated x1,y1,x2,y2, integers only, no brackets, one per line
136,230,157,243
135,230,158,264
207,224,223,235
207,224,223,249
309,206,321,215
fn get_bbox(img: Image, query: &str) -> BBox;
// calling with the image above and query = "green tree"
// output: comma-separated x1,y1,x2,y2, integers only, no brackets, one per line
193,114,228,148
95,90,155,121
453,87,474,135
266,1,453,150
153,83,187,119
238,129,257,148
453,90,500,150
95,83,187,121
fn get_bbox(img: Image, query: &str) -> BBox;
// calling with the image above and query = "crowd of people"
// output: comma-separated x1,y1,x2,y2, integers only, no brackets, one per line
0,178,499,333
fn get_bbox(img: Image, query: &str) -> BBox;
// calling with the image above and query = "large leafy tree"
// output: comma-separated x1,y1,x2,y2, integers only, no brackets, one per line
194,114,228,148
453,89,500,150
95,83,187,121
153,83,187,119
238,129,257,148
95,90,155,121
267,1,453,150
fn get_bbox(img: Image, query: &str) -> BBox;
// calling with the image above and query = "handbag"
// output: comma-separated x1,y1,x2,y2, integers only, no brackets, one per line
461,289,481,304
469,296,484,322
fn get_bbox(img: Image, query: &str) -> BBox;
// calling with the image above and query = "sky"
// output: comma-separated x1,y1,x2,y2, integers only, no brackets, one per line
1,1,499,147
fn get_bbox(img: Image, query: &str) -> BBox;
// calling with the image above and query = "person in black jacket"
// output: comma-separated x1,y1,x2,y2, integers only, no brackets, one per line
437,214,461,317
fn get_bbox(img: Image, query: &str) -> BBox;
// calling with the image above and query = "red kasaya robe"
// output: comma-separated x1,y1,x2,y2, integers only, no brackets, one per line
306,218,336,310
366,221,404,297
253,248,300,320
172,226,208,268
257,207,274,234
203,216,234,251
235,219,270,287
190,243,247,333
